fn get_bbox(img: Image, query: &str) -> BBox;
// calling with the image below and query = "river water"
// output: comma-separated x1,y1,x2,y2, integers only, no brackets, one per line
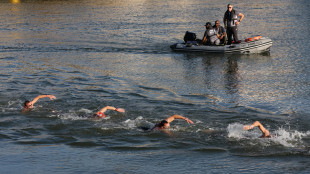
0,0,309,173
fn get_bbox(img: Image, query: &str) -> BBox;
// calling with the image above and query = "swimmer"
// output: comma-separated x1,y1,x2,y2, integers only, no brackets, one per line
91,106,125,118
243,121,271,138
23,94,56,111
151,115,194,130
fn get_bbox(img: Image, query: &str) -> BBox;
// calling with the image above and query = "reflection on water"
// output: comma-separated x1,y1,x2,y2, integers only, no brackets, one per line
224,57,240,104
10,0,20,4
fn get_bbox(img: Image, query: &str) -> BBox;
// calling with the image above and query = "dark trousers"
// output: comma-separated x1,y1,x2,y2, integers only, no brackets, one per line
220,36,226,45
227,26,239,45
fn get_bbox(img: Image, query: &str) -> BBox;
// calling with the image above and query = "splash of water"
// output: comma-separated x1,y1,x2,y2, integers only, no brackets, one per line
227,123,309,148
227,123,253,139
2,100,23,112
51,108,97,121
272,128,309,147
122,116,151,129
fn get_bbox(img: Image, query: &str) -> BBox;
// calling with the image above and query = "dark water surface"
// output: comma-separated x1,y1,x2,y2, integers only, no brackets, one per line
1,0,310,173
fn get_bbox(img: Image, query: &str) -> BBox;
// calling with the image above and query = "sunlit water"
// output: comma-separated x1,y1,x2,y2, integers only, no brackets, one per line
0,0,310,173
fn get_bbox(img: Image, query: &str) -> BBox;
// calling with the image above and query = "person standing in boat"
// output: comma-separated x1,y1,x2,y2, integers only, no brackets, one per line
202,22,220,45
223,4,244,45
213,20,226,45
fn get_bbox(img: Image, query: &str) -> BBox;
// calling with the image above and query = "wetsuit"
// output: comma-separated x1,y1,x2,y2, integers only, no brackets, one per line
89,112,106,118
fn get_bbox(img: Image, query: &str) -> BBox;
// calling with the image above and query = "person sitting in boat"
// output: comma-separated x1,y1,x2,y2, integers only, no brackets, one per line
243,121,271,138
90,106,125,119
23,94,56,111
202,22,220,45
213,20,226,45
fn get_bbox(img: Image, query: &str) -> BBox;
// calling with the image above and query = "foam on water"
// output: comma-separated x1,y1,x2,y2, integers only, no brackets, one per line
54,112,89,121
122,116,153,130
50,108,112,121
272,129,309,147
1,100,24,112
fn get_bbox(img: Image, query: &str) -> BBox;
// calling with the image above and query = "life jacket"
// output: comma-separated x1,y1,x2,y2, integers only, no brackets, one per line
224,9,238,27
206,28,219,44
207,28,217,37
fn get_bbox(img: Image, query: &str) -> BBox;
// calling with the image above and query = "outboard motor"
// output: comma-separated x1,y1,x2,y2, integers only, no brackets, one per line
183,31,196,42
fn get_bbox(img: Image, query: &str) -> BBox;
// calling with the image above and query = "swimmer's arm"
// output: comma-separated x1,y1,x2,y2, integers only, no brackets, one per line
243,121,270,137
165,115,194,124
30,95,56,105
96,106,125,115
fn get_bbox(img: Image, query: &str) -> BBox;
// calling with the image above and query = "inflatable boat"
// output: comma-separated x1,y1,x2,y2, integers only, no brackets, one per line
170,36,272,54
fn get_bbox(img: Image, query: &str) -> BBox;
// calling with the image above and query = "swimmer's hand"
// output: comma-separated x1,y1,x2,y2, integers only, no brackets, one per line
243,125,253,130
115,108,125,113
185,118,194,124
47,95,56,100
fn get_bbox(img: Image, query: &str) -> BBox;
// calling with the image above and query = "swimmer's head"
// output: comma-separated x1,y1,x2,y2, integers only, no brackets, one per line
157,120,169,128
24,100,33,109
